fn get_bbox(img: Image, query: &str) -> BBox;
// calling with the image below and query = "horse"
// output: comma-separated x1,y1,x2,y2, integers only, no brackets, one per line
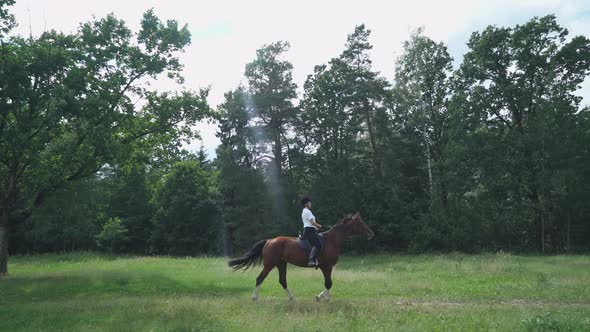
228,212,374,302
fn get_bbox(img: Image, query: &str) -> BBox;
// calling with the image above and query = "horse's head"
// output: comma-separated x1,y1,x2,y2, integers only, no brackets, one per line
342,212,374,240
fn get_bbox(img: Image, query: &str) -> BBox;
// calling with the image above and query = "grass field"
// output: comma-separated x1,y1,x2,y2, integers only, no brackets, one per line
1,253,589,331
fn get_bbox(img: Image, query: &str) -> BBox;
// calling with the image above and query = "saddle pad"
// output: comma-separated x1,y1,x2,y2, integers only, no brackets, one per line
296,233,326,252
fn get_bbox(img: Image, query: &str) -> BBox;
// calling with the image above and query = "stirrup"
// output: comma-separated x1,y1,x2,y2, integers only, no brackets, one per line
307,259,318,267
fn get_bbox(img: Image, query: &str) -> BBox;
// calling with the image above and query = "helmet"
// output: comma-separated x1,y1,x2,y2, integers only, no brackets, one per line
301,197,311,207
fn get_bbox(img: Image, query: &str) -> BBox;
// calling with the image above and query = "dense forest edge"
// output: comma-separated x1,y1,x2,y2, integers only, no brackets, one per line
1,0,590,274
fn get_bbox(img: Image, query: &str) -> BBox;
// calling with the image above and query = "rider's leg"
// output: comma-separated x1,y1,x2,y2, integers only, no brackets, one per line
308,246,319,266
303,227,320,266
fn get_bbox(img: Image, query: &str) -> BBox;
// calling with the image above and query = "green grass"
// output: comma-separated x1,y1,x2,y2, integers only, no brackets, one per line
1,253,589,331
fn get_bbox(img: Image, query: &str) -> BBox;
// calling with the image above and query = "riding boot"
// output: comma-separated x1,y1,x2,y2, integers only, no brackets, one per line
308,246,319,267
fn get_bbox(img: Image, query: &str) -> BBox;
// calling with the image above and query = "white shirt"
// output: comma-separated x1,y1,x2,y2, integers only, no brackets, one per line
302,207,316,229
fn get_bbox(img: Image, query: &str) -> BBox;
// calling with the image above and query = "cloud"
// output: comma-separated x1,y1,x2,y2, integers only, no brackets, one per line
190,20,233,41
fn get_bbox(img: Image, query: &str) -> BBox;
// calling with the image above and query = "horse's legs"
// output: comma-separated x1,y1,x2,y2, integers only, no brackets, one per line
252,264,273,301
316,265,333,302
277,262,295,301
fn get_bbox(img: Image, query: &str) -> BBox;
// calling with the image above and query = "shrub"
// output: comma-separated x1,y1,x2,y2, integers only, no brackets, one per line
96,217,128,254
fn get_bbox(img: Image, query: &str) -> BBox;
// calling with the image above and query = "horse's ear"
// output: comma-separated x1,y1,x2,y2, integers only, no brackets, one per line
354,212,360,219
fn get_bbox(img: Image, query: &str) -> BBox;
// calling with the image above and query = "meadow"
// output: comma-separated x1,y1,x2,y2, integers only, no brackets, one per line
1,253,589,331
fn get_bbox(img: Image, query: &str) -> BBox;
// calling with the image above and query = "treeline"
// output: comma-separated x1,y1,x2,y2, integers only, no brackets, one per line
9,155,219,256
2,0,590,272
216,16,590,255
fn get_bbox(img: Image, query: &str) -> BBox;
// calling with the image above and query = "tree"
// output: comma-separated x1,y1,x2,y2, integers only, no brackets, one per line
336,25,389,177
454,15,590,252
215,88,274,255
244,41,298,174
302,64,355,175
0,0,14,37
298,25,392,249
244,41,298,229
392,29,453,211
216,88,258,167
150,160,218,255
387,30,456,251
96,217,128,254
107,165,153,254
299,63,360,219
10,176,109,254
0,8,210,274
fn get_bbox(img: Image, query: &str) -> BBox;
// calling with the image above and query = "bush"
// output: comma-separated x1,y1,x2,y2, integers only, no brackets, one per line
96,217,128,253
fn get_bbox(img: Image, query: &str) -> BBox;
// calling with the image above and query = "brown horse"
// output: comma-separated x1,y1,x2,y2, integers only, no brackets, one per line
228,212,374,302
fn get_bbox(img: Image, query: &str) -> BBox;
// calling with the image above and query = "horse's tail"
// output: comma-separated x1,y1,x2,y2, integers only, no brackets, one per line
228,239,267,271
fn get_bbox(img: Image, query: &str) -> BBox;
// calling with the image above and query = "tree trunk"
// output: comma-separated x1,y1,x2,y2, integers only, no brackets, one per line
425,139,433,201
541,212,545,254
0,209,8,275
273,125,282,175
363,102,381,177
567,209,571,252
438,162,449,213
220,221,232,256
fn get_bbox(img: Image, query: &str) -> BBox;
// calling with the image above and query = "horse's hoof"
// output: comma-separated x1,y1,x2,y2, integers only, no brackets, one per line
315,296,321,302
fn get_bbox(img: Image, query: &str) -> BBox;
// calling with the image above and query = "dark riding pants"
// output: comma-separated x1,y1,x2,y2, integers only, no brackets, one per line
302,227,321,249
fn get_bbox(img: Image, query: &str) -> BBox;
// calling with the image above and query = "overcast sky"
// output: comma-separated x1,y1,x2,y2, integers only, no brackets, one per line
10,0,590,156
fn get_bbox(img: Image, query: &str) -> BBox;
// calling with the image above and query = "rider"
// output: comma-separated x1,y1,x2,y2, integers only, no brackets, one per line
301,197,323,266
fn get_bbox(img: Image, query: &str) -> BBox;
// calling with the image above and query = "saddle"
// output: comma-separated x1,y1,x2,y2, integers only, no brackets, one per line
296,232,326,252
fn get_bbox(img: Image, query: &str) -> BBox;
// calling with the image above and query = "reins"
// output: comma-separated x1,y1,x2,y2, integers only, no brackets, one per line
323,222,364,240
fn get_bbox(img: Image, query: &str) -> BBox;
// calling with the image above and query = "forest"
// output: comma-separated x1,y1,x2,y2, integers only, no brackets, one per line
2,0,590,275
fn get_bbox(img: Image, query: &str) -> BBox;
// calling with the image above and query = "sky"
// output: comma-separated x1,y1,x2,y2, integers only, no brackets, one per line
9,0,590,157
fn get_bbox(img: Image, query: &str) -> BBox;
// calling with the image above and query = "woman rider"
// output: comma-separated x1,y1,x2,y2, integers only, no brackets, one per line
301,197,322,266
